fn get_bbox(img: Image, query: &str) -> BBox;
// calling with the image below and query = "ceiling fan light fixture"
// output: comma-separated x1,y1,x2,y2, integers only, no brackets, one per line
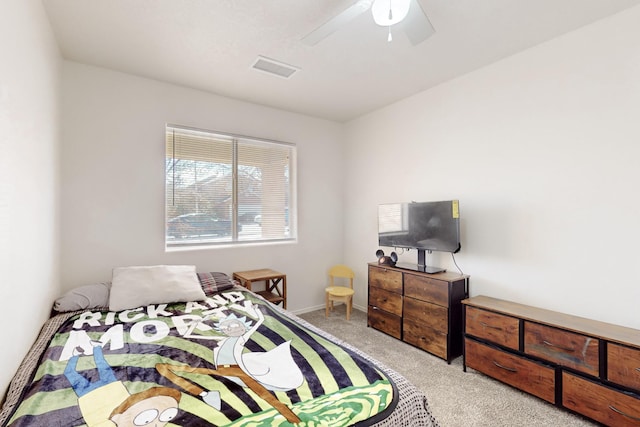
371,0,411,27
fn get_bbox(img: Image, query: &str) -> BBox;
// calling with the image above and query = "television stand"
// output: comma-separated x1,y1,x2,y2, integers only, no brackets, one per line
395,262,445,274
421,265,446,274
414,249,446,274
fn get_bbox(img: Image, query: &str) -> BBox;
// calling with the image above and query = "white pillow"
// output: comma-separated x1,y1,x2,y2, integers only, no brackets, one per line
109,265,206,311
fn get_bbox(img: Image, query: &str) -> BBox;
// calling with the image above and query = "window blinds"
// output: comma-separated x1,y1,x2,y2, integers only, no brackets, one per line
165,125,295,247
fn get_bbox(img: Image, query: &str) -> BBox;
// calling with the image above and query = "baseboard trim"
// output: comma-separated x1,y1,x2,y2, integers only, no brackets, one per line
290,302,366,316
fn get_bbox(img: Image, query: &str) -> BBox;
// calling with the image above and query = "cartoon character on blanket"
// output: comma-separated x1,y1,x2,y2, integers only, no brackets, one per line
63,302,303,426
64,342,182,427
156,303,303,423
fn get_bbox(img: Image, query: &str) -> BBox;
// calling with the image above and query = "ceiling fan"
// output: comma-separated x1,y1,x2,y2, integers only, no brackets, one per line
302,0,435,46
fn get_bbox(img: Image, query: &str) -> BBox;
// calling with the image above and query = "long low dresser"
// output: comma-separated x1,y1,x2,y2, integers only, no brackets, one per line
462,295,640,426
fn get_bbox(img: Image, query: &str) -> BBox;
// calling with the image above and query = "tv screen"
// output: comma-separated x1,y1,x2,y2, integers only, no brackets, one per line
378,200,460,253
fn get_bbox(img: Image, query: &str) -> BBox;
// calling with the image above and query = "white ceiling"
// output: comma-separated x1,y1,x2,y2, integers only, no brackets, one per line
42,0,640,122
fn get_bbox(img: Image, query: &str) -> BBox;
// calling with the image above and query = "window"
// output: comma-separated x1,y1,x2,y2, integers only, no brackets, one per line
165,125,296,248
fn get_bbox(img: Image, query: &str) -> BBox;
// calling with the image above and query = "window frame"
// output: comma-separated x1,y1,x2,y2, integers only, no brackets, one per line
165,124,297,250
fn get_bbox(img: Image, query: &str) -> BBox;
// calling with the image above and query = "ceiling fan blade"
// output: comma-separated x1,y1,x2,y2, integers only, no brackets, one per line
401,0,435,45
302,0,374,46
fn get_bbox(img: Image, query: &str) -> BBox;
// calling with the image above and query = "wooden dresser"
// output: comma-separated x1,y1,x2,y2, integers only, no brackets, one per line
463,295,640,426
367,263,468,363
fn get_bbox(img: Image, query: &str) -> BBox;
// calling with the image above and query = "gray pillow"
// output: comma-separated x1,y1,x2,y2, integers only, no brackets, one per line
197,272,235,295
53,282,111,312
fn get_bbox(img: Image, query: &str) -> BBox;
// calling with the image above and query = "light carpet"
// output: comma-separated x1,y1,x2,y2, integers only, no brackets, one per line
299,306,596,427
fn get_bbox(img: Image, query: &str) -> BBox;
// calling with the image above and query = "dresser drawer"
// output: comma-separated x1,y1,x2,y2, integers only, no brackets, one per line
404,273,448,306
404,297,447,331
465,338,556,403
563,371,640,427
608,343,640,392
368,266,403,293
524,322,599,377
368,306,401,339
404,319,447,359
465,306,519,350
369,286,403,316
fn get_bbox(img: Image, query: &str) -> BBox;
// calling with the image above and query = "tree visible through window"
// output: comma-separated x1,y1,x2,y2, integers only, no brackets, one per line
165,125,295,247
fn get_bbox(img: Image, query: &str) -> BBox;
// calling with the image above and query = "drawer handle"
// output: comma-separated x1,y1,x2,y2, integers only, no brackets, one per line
492,361,518,373
609,405,640,421
542,340,575,352
480,322,503,331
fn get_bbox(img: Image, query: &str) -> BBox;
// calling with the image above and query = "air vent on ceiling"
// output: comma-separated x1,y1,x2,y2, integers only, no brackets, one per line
251,56,299,79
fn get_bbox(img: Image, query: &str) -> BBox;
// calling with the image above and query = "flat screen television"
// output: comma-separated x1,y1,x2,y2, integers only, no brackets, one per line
378,200,460,273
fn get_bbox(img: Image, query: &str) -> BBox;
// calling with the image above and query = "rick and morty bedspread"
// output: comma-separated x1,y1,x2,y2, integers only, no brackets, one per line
3,289,400,427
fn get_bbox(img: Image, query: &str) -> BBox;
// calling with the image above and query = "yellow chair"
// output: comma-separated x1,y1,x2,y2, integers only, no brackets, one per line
325,265,355,320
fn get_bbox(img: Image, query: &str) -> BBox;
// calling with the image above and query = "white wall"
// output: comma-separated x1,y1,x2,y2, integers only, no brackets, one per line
0,0,61,389
61,62,345,313
344,5,640,329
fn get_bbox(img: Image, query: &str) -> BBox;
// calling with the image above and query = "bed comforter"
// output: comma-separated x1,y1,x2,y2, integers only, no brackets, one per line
0,287,439,427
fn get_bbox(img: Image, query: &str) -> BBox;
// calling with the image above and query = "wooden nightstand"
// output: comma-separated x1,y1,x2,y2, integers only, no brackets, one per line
233,268,287,309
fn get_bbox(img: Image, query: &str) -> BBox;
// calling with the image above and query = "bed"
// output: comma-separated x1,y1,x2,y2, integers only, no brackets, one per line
0,266,439,427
